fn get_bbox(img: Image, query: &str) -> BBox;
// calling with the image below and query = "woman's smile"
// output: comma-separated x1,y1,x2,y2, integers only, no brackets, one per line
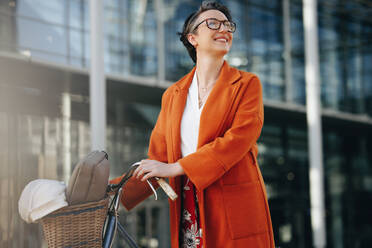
213,36,229,43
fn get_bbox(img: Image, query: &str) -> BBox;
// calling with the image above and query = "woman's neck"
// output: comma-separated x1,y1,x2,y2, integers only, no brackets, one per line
195,56,224,89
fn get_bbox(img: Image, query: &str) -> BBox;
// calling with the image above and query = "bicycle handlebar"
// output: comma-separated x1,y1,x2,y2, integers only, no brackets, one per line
107,162,177,201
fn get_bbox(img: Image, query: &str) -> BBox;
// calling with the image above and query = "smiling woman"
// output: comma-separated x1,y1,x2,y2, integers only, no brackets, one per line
110,1,275,247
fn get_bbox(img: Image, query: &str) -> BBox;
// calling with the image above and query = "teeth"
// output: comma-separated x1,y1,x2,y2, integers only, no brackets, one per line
215,38,227,42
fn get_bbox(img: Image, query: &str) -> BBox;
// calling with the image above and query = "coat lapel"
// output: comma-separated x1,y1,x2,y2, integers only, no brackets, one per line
169,67,196,162
198,61,242,148
169,61,242,160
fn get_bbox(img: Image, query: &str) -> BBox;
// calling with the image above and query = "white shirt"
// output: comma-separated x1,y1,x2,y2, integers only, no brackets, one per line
180,72,209,157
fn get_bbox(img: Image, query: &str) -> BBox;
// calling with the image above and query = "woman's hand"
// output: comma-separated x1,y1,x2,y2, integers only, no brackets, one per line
133,159,185,181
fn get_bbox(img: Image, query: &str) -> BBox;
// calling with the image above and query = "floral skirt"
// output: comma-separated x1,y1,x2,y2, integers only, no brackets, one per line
180,176,203,248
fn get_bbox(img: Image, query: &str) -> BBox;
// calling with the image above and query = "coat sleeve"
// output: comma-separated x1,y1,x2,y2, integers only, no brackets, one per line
178,75,264,191
108,90,170,210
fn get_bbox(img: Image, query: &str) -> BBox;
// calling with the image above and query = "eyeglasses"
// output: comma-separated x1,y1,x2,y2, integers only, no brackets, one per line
192,18,236,33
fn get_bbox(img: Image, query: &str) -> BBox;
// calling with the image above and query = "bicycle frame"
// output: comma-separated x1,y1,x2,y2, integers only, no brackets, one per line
103,186,139,248
102,162,142,248
102,162,171,248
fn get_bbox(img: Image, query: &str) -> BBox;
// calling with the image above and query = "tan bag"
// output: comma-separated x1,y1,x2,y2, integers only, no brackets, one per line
66,151,110,205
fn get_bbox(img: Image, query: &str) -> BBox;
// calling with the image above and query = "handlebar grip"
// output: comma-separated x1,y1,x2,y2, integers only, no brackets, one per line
156,178,178,201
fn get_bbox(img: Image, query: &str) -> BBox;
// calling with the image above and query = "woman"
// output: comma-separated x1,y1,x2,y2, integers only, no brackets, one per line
110,1,275,247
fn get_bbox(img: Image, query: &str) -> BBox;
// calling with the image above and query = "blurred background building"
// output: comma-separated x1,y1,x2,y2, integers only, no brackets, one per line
0,0,371,247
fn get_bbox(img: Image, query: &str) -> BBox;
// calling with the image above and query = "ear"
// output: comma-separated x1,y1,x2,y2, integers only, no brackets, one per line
187,33,198,47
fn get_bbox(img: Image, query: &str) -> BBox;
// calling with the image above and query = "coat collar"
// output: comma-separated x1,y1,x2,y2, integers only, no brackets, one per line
175,60,242,91
169,60,243,161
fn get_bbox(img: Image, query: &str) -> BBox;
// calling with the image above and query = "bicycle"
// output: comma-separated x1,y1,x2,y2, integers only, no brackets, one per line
102,162,178,248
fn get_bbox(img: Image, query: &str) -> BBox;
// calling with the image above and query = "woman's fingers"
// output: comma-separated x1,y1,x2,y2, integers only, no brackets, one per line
141,171,154,181
132,160,184,181
133,159,158,179
132,160,182,180
133,159,148,178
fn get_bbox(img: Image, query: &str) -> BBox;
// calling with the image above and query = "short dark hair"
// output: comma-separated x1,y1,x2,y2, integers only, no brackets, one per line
178,1,233,63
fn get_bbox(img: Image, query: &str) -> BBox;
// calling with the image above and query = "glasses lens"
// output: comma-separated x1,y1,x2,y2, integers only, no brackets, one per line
224,21,236,33
206,19,220,30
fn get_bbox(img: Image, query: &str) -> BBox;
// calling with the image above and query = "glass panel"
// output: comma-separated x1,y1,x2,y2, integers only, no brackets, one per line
0,0,89,68
104,0,157,76
363,52,372,116
225,0,249,70
16,17,67,59
104,0,130,75
17,0,66,25
290,1,306,105
242,2,285,102
164,1,203,81
318,0,372,115
69,29,84,64
259,123,312,248
324,131,372,247
69,0,88,30
69,29,89,68
128,0,157,76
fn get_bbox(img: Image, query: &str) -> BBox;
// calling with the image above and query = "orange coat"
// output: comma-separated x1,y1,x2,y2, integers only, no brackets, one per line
110,61,275,247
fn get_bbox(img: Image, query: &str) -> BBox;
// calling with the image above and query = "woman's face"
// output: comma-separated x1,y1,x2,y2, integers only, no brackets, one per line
188,10,234,58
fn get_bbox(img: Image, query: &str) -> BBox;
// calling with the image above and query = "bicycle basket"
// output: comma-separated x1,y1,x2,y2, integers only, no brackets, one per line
41,197,109,248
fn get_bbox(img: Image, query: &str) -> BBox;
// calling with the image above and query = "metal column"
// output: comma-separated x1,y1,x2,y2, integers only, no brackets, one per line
283,0,293,103
155,0,166,85
62,93,71,183
90,0,106,150
303,0,327,247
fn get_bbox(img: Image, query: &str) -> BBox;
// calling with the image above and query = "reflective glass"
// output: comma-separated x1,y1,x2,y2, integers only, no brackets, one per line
16,17,67,61
244,2,285,102
104,0,157,76
324,131,372,247
104,0,130,75
69,0,89,30
17,0,66,25
128,0,157,76
224,0,249,70
363,52,372,116
259,124,312,248
164,1,200,81
290,1,306,105
69,29,85,66
318,1,372,116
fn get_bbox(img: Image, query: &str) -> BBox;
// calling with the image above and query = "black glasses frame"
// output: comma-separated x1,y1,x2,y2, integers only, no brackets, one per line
192,18,236,33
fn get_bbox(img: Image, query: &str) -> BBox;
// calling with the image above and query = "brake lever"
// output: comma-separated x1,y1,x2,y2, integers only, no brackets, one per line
146,179,158,200
132,161,177,201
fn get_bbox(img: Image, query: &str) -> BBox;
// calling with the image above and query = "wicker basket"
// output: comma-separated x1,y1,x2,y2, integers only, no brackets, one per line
41,197,109,248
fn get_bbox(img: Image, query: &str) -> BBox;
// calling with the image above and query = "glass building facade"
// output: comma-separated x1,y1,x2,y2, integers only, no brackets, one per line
0,0,371,247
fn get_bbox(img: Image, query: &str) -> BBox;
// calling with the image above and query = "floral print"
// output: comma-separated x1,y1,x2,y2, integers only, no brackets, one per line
182,224,202,248
180,176,203,248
